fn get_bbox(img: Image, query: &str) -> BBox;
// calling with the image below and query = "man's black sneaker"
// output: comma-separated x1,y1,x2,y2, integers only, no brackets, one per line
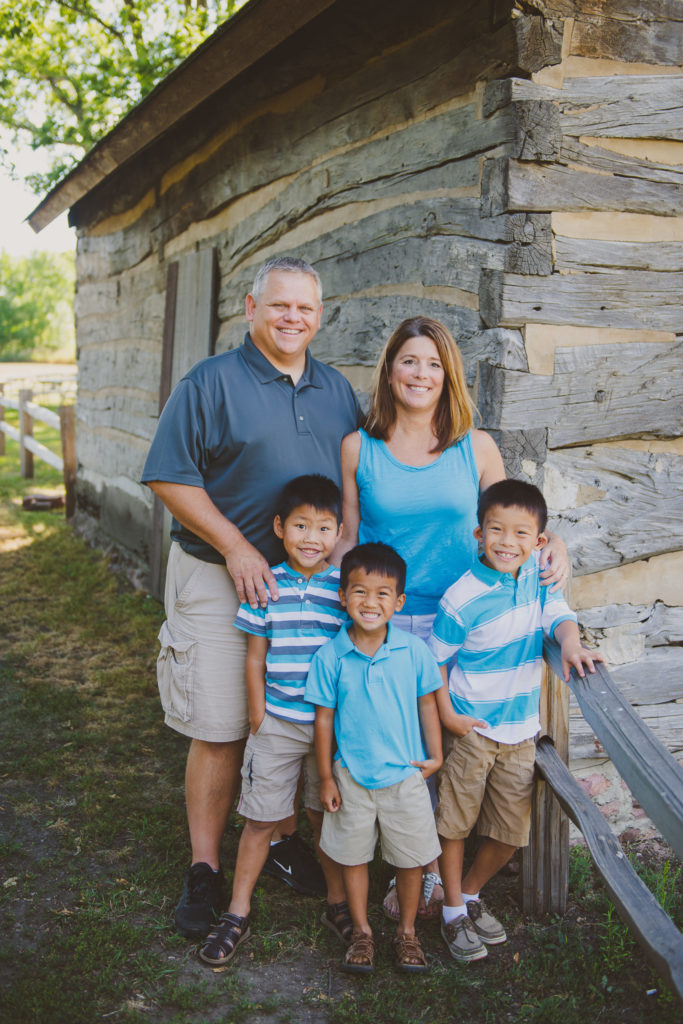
174,862,226,939
262,832,326,896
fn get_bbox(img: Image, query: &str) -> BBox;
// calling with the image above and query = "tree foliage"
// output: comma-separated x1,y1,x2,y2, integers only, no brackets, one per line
0,249,76,359
0,0,243,195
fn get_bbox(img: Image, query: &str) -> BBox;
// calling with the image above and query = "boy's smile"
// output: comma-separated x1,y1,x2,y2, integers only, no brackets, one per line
274,503,341,578
339,568,406,645
474,504,546,579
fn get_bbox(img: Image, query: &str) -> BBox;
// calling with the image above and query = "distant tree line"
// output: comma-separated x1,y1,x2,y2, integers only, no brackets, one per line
0,250,75,361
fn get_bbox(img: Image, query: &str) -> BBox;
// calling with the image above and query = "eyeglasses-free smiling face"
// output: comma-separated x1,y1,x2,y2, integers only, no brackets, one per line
388,335,445,414
339,567,406,640
245,270,322,375
474,504,547,579
273,504,341,578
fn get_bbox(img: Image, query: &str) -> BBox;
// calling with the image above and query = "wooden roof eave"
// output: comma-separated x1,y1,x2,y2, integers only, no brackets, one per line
27,0,337,233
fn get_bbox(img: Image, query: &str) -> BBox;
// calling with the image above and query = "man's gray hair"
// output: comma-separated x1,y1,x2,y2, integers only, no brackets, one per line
251,256,322,305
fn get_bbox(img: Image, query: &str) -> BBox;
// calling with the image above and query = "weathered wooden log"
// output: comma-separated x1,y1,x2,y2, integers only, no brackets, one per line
570,698,683,761
484,74,683,139
544,637,683,859
535,737,683,1004
544,445,683,572
554,236,683,273
480,268,683,331
521,662,570,915
482,157,683,218
477,341,682,447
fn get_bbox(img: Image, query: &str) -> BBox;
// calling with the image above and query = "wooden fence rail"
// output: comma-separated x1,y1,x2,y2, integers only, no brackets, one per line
532,638,683,1003
0,384,76,517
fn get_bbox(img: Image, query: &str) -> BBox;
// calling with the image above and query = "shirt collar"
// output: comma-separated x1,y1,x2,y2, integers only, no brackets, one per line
470,553,536,587
332,620,409,660
240,332,322,388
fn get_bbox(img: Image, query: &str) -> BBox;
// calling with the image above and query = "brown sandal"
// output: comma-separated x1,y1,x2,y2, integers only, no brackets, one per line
393,932,428,973
321,900,354,944
342,930,375,973
199,912,250,965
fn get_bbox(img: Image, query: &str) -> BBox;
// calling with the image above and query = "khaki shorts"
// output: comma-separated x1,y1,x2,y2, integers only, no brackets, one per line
156,542,249,742
436,731,536,848
320,764,441,869
238,714,321,821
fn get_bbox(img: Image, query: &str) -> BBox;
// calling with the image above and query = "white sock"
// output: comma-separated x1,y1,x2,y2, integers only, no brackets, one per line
442,903,467,923
462,891,480,902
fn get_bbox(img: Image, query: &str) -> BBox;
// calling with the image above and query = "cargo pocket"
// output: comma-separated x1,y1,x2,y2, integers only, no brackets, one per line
157,621,196,722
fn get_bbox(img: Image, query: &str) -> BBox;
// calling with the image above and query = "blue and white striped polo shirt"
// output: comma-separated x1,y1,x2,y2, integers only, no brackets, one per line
234,562,347,724
428,553,576,744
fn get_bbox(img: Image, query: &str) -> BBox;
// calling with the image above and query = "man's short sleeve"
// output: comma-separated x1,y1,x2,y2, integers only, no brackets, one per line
304,644,338,709
141,378,211,486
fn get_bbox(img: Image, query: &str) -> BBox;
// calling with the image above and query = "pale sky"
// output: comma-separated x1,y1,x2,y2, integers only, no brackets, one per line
0,171,75,257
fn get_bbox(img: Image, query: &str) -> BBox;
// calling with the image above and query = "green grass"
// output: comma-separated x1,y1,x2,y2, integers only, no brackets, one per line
0,445,681,1023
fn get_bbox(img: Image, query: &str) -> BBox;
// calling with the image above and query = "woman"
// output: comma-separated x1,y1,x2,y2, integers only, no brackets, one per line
336,316,569,918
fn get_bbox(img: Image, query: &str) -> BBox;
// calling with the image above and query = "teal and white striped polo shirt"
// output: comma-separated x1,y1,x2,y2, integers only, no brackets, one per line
428,552,576,744
234,562,347,724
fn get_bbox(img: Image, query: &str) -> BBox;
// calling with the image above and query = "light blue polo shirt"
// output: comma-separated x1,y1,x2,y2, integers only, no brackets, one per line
305,621,443,789
234,562,347,724
141,333,361,565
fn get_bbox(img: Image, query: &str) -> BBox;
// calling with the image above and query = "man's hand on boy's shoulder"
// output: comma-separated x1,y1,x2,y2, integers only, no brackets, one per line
560,638,607,683
320,777,342,813
410,754,442,780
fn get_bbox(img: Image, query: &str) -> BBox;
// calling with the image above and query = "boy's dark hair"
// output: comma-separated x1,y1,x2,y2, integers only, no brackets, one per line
340,542,407,594
276,474,341,523
477,479,548,532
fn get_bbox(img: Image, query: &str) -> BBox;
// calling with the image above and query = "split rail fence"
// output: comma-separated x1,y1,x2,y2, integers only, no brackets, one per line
525,644,683,1002
0,381,76,517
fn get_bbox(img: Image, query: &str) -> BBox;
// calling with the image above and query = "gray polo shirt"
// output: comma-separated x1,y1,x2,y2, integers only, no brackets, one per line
142,333,361,564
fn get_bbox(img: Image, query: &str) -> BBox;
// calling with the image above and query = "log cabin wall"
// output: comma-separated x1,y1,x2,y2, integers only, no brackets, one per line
68,0,682,836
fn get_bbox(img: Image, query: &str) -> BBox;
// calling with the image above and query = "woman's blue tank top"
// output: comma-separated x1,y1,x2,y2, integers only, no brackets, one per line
357,428,480,615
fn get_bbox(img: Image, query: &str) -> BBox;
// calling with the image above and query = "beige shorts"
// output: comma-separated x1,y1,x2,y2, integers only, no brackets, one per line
156,542,249,742
320,764,441,869
436,731,536,849
238,714,322,821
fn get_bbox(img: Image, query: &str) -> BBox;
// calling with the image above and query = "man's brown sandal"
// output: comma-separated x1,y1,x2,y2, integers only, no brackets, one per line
321,900,354,944
199,912,250,965
393,932,428,973
342,930,375,973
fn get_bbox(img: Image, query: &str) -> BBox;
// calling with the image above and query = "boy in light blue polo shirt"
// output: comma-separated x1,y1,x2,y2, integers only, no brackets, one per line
305,542,447,976
200,475,351,966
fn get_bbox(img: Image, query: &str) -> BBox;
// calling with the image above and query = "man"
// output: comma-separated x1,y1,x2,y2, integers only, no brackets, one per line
142,256,361,939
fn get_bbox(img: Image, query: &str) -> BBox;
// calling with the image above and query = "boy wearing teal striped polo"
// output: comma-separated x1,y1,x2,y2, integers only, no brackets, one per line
428,479,604,964
200,475,350,966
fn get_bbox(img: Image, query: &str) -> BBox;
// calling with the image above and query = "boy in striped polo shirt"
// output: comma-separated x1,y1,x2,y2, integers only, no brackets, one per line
428,479,604,964
200,475,350,966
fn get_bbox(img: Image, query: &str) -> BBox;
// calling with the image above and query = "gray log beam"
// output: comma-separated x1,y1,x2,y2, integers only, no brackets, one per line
543,637,683,861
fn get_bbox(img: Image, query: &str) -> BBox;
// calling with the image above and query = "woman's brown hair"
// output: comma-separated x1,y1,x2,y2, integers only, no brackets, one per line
364,316,474,451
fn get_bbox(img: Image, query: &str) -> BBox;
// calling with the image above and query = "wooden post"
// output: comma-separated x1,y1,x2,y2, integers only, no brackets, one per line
19,388,34,479
0,383,5,457
59,406,77,519
520,576,572,916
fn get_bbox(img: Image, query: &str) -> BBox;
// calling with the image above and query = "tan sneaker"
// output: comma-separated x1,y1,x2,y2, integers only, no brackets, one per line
466,899,507,944
441,913,488,962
